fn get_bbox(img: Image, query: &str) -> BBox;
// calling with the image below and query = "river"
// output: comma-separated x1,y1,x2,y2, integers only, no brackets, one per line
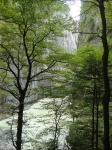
0,98,71,150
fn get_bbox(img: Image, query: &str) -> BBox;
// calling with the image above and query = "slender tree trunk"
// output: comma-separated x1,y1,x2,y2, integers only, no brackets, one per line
53,123,58,150
92,87,95,150
53,109,59,150
96,99,99,150
92,74,97,150
98,1,111,150
16,95,25,150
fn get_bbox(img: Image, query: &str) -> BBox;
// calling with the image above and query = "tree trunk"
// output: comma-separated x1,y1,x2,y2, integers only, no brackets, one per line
16,95,25,150
98,1,111,150
92,85,95,150
53,123,58,150
96,99,99,150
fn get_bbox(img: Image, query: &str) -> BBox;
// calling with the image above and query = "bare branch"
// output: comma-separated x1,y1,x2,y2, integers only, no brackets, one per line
72,31,102,38
0,86,19,100
30,61,57,80
22,28,32,92
0,44,19,79
0,17,21,26
30,77,52,82
65,4,96,23
0,67,9,72
81,4,95,15
30,28,53,55
82,0,99,7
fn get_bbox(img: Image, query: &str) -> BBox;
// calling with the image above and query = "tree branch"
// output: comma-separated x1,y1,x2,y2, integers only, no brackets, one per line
82,0,99,7
72,31,102,38
30,61,57,80
0,86,19,100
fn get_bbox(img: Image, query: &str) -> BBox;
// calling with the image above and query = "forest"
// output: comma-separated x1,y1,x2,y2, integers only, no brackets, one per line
0,0,112,150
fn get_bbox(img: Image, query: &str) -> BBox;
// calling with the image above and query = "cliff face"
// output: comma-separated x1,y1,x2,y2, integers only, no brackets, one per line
78,2,101,47
56,30,77,53
78,1,112,49
0,1,78,106
56,0,80,52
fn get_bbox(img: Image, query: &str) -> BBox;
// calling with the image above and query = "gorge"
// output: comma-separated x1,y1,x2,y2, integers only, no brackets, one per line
1,0,111,150
0,0,80,150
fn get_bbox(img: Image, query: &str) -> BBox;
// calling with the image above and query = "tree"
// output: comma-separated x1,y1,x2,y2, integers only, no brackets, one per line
31,97,70,150
0,0,74,149
77,1,111,149
67,45,104,150
97,1,111,149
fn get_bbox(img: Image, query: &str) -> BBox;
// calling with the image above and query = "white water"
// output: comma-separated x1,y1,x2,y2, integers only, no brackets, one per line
0,98,71,150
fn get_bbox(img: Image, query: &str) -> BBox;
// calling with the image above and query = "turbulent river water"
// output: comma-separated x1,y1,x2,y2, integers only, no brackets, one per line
0,98,71,150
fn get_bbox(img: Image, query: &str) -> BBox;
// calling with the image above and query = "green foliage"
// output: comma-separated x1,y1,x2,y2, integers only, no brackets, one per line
67,119,91,150
78,1,101,47
66,44,105,149
69,45,103,102
29,98,69,150
0,1,76,149
73,1,112,150
0,0,75,101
